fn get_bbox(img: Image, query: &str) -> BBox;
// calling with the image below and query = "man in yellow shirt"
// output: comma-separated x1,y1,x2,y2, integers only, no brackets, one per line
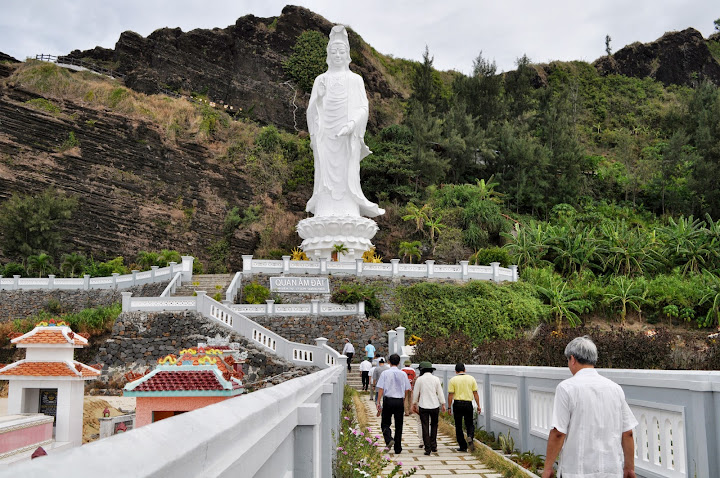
447,362,480,452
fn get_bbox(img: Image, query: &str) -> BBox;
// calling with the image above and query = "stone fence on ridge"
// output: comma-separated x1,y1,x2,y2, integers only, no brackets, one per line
0,256,194,291
7,365,346,478
242,255,518,283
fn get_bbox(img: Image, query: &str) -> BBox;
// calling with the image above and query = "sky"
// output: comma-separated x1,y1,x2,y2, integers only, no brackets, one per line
0,1,718,74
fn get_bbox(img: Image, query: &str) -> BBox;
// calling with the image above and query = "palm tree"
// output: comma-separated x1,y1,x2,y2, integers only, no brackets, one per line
425,213,445,255
60,252,86,278
331,243,349,261
27,253,53,278
537,279,587,331
157,249,181,267
136,251,160,270
398,241,422,264
402,203,431,234
475,175,504,204
604,276,647,323
699,272,720,328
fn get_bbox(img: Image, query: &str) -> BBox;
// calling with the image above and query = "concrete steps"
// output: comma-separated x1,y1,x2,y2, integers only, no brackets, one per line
346,363,366,391
173,274,234,299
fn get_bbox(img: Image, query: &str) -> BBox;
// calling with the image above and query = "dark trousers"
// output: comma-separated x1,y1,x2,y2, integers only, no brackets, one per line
419,406,440,452
453,400,475,450
361,371,369,390
381,397,404,453
345,352,353,371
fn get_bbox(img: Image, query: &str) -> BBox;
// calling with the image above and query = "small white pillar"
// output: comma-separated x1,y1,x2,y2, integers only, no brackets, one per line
426,260,435,278
391,259,400,277
491,262,500,283
460,260,469,280
282,255,291,273
48,274,55,289
121,292,133,312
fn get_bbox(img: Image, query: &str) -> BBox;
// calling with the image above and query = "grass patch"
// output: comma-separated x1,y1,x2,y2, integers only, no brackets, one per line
24,97,61,114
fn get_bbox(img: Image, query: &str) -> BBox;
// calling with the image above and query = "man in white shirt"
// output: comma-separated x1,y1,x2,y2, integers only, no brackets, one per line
359,358,372,391
341,338,355,372
543,336,638,478
411,361,446,455
376,353,412,454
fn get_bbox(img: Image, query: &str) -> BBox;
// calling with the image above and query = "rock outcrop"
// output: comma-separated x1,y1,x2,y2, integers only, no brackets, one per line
65,5,404,132
0,52,19,63
594,28,720,86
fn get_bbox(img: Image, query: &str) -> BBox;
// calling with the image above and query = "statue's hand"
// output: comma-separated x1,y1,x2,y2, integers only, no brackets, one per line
318,78,326,97
336,121,355,138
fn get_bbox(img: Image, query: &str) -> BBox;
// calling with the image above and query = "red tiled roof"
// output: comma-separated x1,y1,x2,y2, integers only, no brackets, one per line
133,370,233,392
0,361,100,377
12,327,88,346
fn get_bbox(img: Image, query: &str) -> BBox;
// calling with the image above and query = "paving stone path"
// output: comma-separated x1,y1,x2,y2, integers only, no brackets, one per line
359,394,503,477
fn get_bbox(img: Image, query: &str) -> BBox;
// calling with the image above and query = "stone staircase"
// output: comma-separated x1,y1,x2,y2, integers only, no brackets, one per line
346,362,365,391
172,274,235,299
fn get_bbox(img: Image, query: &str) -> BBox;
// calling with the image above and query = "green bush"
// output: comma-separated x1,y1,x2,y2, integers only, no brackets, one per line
25,98,61,114
331,284,381,318
2,262,26,277
396,281,548,345
283,30,328,93
469,247,512,267
243,282,270,304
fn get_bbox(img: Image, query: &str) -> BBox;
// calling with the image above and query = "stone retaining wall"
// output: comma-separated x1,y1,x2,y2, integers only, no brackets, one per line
96,310,314,384
0,282,168,322
251,314,389,358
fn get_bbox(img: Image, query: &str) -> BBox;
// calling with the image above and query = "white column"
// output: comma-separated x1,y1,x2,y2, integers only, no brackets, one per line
121,292,133,312
388,330,397,357
13,275,20,290
295,403,321,477
83,274,90,290
169,261,177,276
195,290,207,314
319,258,328,274
282,255,291,273
460,260,469,280
491,262,500,283
131,270,138,286
265,299,275,316
112,273,119,289
355,258,363,276
396,326,409,364
357,301,365,317
48,274,55,289
391,259,400,277
510,265,519,282
181,255,194,281
150,265,159,281
311,299,320,316
242,255,253,275
425,260,435,278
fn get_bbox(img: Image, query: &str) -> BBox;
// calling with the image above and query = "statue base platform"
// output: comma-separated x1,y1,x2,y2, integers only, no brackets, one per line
297,216,379,261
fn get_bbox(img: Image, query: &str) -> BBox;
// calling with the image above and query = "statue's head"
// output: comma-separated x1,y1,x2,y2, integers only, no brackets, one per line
327,25,351,69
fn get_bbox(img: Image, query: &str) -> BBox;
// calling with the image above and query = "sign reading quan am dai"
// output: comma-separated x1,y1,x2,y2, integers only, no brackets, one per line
270,276,330,293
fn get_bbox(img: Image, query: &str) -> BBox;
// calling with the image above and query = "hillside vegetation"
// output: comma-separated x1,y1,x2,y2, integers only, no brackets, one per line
2,15,720,359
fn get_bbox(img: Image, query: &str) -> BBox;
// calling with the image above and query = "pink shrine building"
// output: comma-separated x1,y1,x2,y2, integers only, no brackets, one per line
0,320,101,458
123,343,245,427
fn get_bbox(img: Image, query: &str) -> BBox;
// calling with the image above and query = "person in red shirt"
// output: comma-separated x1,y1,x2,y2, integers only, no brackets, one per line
401,360,416,416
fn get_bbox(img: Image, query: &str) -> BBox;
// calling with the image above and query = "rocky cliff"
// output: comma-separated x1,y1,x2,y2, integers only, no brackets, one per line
594,28,720,86
65,5,405,132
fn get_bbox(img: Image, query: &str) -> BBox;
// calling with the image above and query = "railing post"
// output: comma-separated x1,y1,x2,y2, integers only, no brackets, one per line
391,259,400,277
195,290,207,314
112,273,119,289
47,274,55,290
131,270,138,286
355,258,363,276
181,256,194,281
242,255,253,277
426,260,435,278
319,383,335,477
282,255,291,274
357,301,365,317
510,265,519,282
121,292,132,312
491,262,500,283
13,275,20,290
311,299,320,316
150,266,159,281
395,326,408,363
460,260,469,280
84,274,90,290
169,261,177,276
265,299,275,316
319,257,328,274
388,330,397,357
295,403,322,477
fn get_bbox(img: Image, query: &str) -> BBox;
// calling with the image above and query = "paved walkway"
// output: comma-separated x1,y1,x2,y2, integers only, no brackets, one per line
359,395,503,477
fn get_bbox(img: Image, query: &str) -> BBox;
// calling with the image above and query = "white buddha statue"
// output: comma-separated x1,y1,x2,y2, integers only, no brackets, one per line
305,25,384,218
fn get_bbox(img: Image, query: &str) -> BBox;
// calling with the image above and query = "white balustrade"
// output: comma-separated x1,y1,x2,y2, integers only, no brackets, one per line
631,402,686,478
240,255,517,282
529,388,555,438
293,349,314,363
252,329,277,351
491,383,519,427
230,302,362,317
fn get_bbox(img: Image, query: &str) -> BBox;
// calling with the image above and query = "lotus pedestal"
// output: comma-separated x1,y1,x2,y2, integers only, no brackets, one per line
297,216,379,261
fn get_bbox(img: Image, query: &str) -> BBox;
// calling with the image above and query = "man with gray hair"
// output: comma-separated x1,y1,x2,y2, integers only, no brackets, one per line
542,336,638,478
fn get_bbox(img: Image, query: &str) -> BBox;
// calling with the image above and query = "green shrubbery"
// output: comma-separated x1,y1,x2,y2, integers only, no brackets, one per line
331,284,381,318
396,281,548,345
243,282,270,304
283,30,328,93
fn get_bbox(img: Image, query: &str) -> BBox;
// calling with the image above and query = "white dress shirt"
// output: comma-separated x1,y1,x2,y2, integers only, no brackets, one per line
376,366,412,398
359,360,372,372
412,372,445,409
551,368,638,478
342,342,355,354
